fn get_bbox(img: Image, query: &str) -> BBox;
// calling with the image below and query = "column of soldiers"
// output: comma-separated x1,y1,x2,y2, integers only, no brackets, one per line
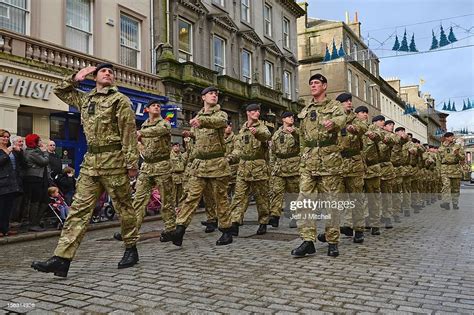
31,65,466,278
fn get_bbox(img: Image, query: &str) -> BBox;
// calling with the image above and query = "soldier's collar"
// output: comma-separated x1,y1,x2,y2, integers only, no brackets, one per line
310,97,330,106
90,85,118,96
200,104,221,114
144,116,163,126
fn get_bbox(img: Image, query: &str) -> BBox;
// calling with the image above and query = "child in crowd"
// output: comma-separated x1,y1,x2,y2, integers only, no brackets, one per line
47,187,69,221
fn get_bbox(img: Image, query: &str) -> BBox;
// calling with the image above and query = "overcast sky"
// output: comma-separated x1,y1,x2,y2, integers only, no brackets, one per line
309,0,474,132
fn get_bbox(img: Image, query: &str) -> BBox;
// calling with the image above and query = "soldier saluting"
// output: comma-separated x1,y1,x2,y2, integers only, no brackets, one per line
32,63,140,277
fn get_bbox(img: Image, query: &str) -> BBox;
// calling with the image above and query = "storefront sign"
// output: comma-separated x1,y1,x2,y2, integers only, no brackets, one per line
0,75,54,100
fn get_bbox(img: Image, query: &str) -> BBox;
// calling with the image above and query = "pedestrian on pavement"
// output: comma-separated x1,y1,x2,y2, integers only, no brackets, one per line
439,132,465,210
46,141,62,181
171,86,234,246
228,103,272,236
291,74,346,258
31,63,140,277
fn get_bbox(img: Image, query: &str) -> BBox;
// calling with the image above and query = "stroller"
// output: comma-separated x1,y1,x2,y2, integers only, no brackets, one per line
47,196,67,229
91,192,116,223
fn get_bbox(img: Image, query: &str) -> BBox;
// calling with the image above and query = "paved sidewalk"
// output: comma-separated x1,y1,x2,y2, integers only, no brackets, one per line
1,191,473,314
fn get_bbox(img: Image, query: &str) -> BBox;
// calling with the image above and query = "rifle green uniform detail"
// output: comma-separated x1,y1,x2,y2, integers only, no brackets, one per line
53,75,139,259
176,105,232,229
133,117,174,234
297,99,346,244
269,126,300,218
229,120,272,225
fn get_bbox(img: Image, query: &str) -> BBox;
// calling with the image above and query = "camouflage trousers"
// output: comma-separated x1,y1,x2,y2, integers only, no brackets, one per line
297,170,344,244
54,173,138,259
411,177,422,207
230,177,269,225
172,182,184,209
269,175,299,217
176,176,231,229
133,172,175,233
204,182,218,223
441,176,461,206
391,176,403,215
342,175,365,232
380,179,393,220
364,176,381,228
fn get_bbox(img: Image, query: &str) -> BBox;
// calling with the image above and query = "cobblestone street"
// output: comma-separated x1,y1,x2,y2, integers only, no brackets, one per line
1,185,474,314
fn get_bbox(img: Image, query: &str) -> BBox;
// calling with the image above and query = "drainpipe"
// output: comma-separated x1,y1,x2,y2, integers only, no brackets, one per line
150,0,155,74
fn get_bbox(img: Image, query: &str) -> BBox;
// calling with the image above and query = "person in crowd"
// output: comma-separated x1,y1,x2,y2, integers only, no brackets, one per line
7,135,26,230
47,141,62,181
56,166,76,206
47,186,69,221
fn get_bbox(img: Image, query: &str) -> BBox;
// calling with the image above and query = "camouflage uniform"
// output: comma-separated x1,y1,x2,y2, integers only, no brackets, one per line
229,120,271,225
409,143,424,210
422,150,436,203
225,132,238,198
378,130,398,222
53,75,139,259
133,117,174,233
170,149,186,208
362,124,383,228
269,126,300,218
340,111,367,232
297,99,346,244
176,105,232,229
390,136,410,217
439,141,465,207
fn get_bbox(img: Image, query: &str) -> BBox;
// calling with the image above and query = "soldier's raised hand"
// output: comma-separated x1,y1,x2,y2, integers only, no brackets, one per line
182,130,191,138
322,119,334,130
74,66,97,82
367,131,376,140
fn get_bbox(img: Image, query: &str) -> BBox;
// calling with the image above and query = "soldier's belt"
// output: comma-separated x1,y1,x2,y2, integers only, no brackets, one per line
441,161,458,165
366,160,380,167
275,152,300,159
144,154,169,163
195,151,225,160
240,154,265,161
340,149,361,158
88,143,122,154
304,139,337,148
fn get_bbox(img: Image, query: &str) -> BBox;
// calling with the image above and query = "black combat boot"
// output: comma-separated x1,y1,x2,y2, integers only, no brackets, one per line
371,227,381,235
385,218,393,229
216,228,233,246
393,214,401,223
230,222,239,236
256,224,267,235
453,204,459,210
268,216,280,228
327,244,339,257
317,233,327,243
440,202,450,210
118,246,139,269
31,256,71,277
160,230,173,242
340,226,353,237
404,209,411,217
113,232,122,241
205,221,217,233
172,225,186,246
413,205,421,213
291,241,316,257
353,231,364,244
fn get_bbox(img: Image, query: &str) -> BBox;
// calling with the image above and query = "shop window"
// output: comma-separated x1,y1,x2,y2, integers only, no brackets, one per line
17,113,32,136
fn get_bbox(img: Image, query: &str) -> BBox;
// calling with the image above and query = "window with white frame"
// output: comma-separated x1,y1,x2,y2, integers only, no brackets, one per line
347,69,352,93
120,14,141,68
354,74,359,97
0,0,29,34
363,80,367,101
352,43,358,61
264,4,272,37
65,0,92,54
213,35,225,75
241,0,250,23
283,17,290,48
264,61,274,88
283,71,292,99
178,18,192,62
241,49,251,83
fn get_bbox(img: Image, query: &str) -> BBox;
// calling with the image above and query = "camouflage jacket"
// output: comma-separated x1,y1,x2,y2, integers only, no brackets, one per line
270,126,300,177
422,151,436,171
54,75,138,176
187,104,230,178
225,132,238,177
439,141,465,178
171,150,186,184
138,117,171,176
339,111,367,177
362,123,383,179
229,120,271,181
298,98,346,176
379,130,399,180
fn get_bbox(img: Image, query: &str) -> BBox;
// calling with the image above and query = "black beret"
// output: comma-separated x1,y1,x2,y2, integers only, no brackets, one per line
384,120,395,126
93,63,114,75
246,103,261,111
201,86,219,95
443,132,454,137
336,92,352,103
145,99,162,108
372,115,385,123
354,106,369,113
172,142,180,146
394,127,405,132
281,111,294,119
226,120,232,126
308,73,327,84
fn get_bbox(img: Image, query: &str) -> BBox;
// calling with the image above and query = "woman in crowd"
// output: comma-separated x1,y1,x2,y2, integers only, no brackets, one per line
0,129,23,237
23,134,50,232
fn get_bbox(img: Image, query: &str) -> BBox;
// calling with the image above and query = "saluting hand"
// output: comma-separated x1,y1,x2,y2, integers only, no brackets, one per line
74,66,97,82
